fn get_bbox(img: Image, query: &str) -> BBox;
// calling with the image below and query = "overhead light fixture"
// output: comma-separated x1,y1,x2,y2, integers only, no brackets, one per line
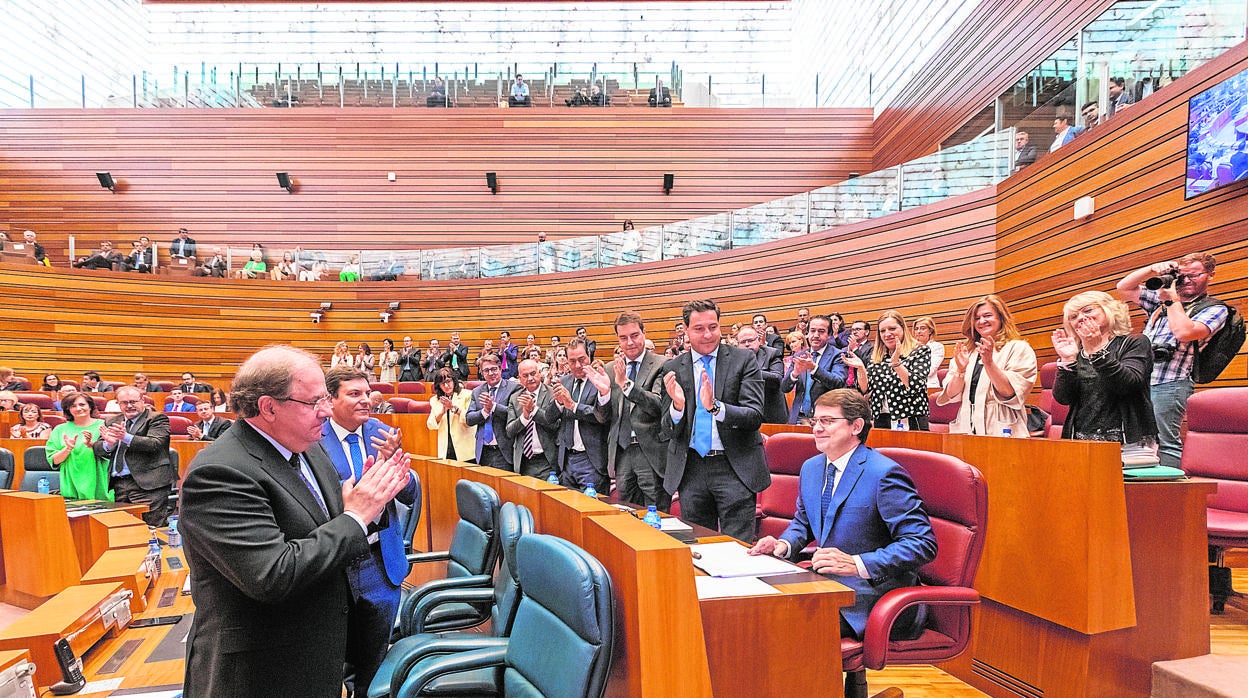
486,172,498,194
97,172,116,193
277,172,293,193
663,173,674,195
310,311,323,324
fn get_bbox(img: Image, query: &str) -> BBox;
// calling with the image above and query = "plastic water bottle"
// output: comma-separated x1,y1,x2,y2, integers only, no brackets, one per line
893,420,909,431
584,484,598,499
147,536,163,578
1002,428,1013,438
547,471,560,486
37,477,50,495
167,516,181,548
643,505,662,530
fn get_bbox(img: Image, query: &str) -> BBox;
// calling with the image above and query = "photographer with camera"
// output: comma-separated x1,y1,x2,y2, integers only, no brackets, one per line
1116,253,1229,468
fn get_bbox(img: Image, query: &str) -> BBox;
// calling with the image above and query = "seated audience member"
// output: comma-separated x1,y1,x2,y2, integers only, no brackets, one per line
375,255,404,281
1014,130,1037,171
53,384,77,412
1230,138,1248,182
165,388,195,413
41,374,63,391
648,79,672,108
210,388,229,413
170,228,197,259
73,241,122,270
187,400,231,441
509,74,531,107
179,372,213,394
80,371,114,393
123,236,154,273
1049,110,1085,153
20,230,51,266
589,83,609,107
912,316,945,389
1107,77,1134,117
749,389,937,641
843,310,932,430
339,254,362,282
369,391,395,414
936,294,1038,436
1081,101,1101,131
48,391,110,501
194,248,227,277
133,373,152,393
0,391,18,411
236,247,266,279
0,367,24,391
270,251,297,281
566,86,590,107
11,403,53,439
298,259,327,281
1051,291,1157,460
427,76,448,107
426,367,476,461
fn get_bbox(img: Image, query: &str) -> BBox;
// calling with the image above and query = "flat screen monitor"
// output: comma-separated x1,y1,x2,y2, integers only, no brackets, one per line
1186,65,1248,199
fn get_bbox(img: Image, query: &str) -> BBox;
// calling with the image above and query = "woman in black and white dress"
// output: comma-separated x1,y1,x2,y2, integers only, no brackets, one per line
843,310,932,430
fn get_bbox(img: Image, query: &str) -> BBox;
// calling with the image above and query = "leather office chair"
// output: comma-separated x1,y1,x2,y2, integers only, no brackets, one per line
369,502,533,698
395,480,502,638
843,447,988,698
16,392,55,410
395,474,425,557
1179,387,1248,614
0,447,14,489
397,382,427,394
371,382,397,395
757,432,820,540
1035,362,1069,439
393,533,614,698
43,414,66,428
166,415,192,436
20,445,59,493
388,397,416,414
150,380,176,392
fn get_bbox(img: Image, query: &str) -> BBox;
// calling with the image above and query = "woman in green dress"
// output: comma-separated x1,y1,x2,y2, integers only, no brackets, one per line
45,391,111,501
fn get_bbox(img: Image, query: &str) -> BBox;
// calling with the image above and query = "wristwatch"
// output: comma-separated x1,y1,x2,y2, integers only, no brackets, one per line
1162,300,1174,307
708,401,722,415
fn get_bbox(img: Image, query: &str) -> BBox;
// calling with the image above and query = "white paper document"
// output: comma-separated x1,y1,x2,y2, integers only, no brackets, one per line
694,575,783,600
690,541,804,578
659,517,693,532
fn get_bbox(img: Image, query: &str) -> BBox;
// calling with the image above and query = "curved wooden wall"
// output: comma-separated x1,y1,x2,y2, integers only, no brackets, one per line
0,108,873,260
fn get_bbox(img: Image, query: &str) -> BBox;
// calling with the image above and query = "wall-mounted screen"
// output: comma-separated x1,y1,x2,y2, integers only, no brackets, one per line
1186,65,1248,199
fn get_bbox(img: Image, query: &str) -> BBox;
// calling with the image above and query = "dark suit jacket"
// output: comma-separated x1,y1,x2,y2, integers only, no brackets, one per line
442,343,471,380
660,345,768,495
540,373,612,473
170,237,198,258
466,379,520,465
778,444,937,638
180,381,213,394
505,384,561,467
648,86,672,107
180,419,369,698
754,345,789,424
201,255,227,276
1015,145,1037,169
780,344,848,422
195,417,232,441
607,350,667,477
93,409,174,489
397,349,422,381
585,339,598,361
765,333,785,352
422,350,447,381
498,343,520,379
319,418,418,587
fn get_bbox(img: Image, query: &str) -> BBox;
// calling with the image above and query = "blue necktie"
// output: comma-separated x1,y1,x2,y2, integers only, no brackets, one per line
481,387,495,444
693,356,714,457
820,460,838,537
802,350,819,415
345,433,364,481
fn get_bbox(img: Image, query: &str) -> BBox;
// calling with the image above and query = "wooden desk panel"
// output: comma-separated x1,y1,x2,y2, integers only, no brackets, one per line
496,475,565,522
421,458,479,551
71,509,148,573
0,582,123,687
0,492,80,608
172,440,211,480
538,489,623,547
376,413,438,459
461,465,522,494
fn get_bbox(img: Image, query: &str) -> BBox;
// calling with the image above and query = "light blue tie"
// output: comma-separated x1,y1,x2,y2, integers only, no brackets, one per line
345,433,364,481
693,356,714,457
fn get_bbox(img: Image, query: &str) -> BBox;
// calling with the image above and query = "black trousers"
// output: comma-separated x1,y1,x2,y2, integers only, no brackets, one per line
111,475,172,527
676,451,757,543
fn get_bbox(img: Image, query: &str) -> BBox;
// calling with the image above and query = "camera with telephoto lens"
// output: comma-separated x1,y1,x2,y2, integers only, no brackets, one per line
1151,342,1177,362
1145,267,1188,290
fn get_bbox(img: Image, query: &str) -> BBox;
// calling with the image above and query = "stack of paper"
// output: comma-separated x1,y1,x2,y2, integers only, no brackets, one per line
690,541,803,578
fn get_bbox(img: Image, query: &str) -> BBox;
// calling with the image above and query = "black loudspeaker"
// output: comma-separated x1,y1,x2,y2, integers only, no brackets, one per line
486,172,498,194
96,172,115,192
276,172,293,193
663,173,674,195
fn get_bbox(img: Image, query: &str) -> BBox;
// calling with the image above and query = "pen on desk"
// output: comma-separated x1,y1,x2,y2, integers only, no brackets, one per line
691,551,702,559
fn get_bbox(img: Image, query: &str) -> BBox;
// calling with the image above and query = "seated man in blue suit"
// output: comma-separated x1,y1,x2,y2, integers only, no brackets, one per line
749,389,936,641
320,365,416,695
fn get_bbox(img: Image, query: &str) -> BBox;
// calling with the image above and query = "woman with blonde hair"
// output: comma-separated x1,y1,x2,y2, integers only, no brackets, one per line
1050,290,1157,458
330,341,354,368
936,294,1038,436
912,316,945,389
843,310,932,430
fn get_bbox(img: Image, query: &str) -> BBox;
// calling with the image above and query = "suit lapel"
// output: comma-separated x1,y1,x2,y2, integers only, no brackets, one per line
238,420,330,524
306,444,344,517
823,446,867,542
713,346,730,400
320,422,351,481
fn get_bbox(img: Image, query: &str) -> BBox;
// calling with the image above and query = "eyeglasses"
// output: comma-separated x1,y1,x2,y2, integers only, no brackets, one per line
810,416,856,428
278,395,332,409
117,399,143,406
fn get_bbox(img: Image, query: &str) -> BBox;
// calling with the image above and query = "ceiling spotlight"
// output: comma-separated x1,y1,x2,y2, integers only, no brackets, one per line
277,172,294,193
97,172,116,193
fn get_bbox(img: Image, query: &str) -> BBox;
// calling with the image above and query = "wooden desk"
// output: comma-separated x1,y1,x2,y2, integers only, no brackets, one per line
172,440,211,480
71,509,149,572
0,245,38,266
538,489,623,546
80,547,154,614
0,492,80,608
0,649,35,692
0,582,124,686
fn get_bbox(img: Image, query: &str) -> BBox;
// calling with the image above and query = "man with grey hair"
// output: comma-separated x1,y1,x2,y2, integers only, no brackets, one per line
94,384,173,526
179,345,412,698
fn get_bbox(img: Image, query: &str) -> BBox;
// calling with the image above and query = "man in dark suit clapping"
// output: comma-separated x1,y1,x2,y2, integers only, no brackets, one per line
607,312,669,510
542,338,613,491
187,401,231,441
737,325,789,425
93,385,174,526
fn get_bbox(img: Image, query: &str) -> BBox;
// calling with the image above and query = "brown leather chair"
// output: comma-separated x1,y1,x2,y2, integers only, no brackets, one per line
397,381,428,394
1035,362,1069,439
757,432,820,540
370,382,396,395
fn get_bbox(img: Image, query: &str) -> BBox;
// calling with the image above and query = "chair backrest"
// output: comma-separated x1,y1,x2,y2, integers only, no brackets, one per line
758,432,820,540
16,392,54,410
166,394,200,406
44,414,66,427
927,395,960,434
447,480,501,579
397,381,427,394
1035,362,1069,438
370,382,396,395
0,448,14,489
150,380,176,392
388,397,417,414
20,445,59,492
396,471,424,554
1181,387,1248,514
90,396,108,412
874,448,987,651
504,534,614,698
490,502,535,637
167,415,193,435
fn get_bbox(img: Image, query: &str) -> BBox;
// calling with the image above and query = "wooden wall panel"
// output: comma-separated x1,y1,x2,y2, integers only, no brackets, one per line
996,39,1248,388
871,0,1115,170
0,108,872,260
0,188,996,385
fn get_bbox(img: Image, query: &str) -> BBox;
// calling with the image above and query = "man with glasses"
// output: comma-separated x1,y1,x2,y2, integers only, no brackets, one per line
73,240,122,270
543,338,613,491
179,345,412,697
94,385,174,526
506,358,560,480
749,389,936,642
782,315,848,424
752,313,785,352
1117,252,1229,468
789,307,811,336
466,354,519,468
737,325,788,425
847,320,875,363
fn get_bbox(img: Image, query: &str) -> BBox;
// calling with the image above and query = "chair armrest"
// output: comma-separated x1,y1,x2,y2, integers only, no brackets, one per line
862,585,980,670
406,550,451,565
399,574,493,636
411,587,495,635
397,646,508,698
388,636,508,697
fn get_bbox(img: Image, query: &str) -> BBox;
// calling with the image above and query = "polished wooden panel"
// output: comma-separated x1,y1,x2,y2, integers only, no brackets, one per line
420,458,480,551
171,440,211,480
0,582,123,687
496,475,565,524
79,547,153,614
536,489,623,547
0,492,80,608
376,413,438,459
75,510,149,573
459,465,522,496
